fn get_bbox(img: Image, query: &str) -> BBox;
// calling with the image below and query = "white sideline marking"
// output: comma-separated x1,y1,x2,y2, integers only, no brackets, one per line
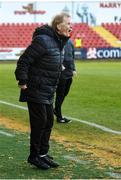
106,172,121,179
0,130,14,137
0,100,121,135
63,155,89,165
0,100,27,110
66,116,121,135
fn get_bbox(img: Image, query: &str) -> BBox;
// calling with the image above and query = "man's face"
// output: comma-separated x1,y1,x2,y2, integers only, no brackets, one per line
57,16,72,37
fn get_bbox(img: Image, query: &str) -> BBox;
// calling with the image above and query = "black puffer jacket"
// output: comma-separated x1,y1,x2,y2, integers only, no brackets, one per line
15,25,68,104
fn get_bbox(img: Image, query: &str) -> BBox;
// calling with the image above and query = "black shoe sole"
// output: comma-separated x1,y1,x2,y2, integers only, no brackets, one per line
28,159,50,170
40,158,59,168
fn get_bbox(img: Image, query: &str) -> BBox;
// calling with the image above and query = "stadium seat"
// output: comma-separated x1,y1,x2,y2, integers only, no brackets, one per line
0,23,117,48
102,22,121,40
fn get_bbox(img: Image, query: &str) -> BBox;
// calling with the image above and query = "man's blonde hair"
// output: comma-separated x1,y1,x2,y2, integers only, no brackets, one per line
51,12,70,31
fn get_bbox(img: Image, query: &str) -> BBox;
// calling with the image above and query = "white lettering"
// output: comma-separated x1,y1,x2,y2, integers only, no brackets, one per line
97,49,121,58
103,50,110,58
97,50,103,58
110,49,120,58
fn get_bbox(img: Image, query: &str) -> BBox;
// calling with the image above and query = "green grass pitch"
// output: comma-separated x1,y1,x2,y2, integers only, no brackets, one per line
0,60,121,178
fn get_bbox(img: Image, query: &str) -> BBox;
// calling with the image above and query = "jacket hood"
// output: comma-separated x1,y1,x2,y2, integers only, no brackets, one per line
32,24,55,39
32,24,70,50
33,24,69,41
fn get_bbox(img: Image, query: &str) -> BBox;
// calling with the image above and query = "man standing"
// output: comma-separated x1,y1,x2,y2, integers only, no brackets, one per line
15,13,72,170
54,39,76,123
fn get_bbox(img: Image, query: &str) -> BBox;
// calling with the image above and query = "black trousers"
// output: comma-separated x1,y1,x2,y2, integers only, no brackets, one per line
27,102,54,157
55,78,72,119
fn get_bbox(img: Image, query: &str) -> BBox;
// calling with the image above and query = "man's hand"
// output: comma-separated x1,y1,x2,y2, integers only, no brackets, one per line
18,84,27,90
73,71,77,76
62,65,65,71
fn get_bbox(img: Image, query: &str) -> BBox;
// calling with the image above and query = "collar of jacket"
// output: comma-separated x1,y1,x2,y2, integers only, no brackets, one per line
55,31,69,43
54,31,70,51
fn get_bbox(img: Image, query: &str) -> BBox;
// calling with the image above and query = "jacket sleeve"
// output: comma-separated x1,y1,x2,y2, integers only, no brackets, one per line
15,37,46,84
